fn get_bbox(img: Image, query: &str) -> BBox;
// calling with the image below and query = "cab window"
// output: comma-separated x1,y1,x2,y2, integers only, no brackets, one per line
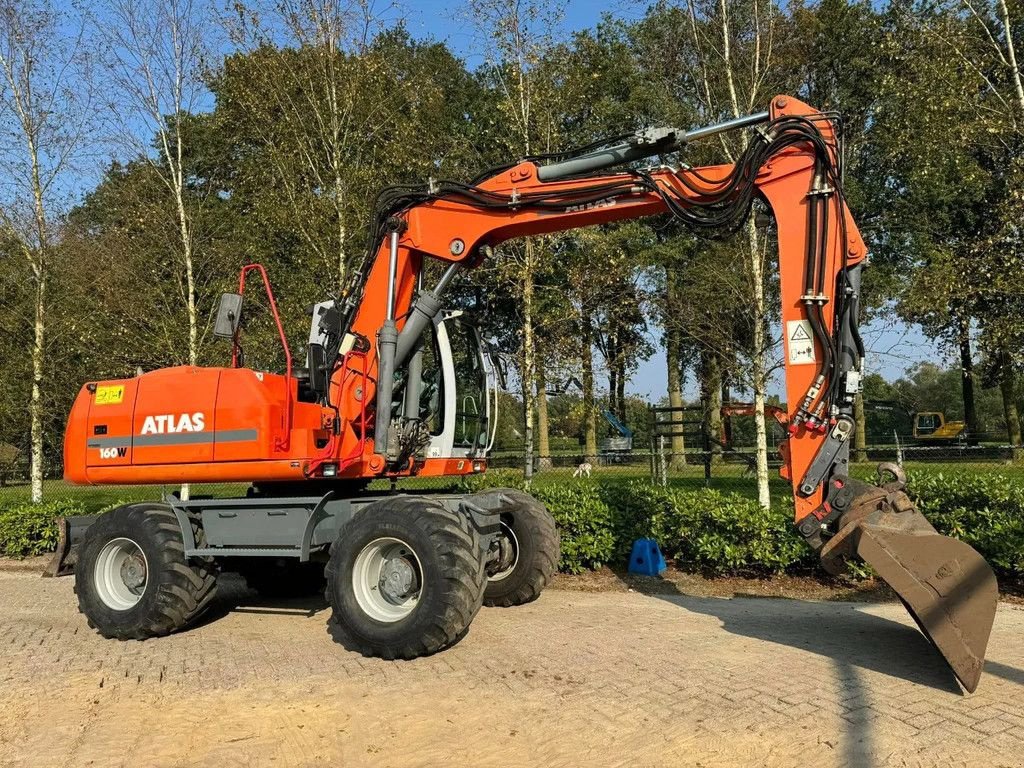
446,319,487,449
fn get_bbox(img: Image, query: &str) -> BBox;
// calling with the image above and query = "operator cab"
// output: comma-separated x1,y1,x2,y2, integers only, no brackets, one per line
414,310,498,460
304,300,499,461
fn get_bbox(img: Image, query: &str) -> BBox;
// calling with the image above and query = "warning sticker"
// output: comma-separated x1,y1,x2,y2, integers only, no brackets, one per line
786,320,816,365
94,384,125,405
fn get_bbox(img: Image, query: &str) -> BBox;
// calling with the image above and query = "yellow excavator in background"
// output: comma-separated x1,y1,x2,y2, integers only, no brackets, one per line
867,402,972,445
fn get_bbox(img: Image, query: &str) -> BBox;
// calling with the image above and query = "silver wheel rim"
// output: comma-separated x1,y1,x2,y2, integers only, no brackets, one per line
488,522,520,582
352,537,422,622
93,537,148,611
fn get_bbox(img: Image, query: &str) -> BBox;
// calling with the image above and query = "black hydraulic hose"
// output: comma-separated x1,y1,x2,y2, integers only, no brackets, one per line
347,113,851,356
805,191,819,293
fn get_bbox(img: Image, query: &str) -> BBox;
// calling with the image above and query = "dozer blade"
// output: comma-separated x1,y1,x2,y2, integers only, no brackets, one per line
820,482,998,693
43,514,98,578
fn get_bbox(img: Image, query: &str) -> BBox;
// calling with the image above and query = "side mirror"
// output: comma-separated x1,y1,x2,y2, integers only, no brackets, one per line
494,354,510,391
214,293,244,339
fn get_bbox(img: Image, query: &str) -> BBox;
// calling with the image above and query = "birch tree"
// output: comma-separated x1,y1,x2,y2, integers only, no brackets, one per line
470,0,563,478
98,0,213,367
0,0,92,502
221,0,378,293
670,0,785,507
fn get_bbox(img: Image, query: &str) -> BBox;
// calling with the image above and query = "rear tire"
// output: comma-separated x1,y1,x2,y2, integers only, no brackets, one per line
326,496,486,659
473,489,560,607
75,503,218,640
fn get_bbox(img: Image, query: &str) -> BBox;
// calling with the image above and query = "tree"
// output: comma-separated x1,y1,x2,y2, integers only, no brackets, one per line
0,0,92,501
629,0,795,507
872,0,1024,448
97,0,217,369
470,0,565,478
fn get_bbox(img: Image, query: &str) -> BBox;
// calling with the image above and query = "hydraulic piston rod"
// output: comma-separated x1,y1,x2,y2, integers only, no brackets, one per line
537,110,770,181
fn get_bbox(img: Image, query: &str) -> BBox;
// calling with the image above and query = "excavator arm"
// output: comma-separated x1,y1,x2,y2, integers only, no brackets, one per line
330,95,996,691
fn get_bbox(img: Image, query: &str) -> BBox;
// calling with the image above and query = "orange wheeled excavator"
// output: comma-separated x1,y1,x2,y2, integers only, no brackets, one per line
56,96,998,691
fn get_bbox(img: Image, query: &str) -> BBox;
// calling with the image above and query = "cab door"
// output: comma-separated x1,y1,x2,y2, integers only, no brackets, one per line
421,311,495,460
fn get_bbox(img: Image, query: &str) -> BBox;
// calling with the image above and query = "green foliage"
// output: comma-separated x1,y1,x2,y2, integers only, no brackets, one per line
455,469,527,494
602,482,808,574
463,470,1024,578
909,472,1024,576
530,482,616,574
660,489,810,574
470,473,810,574
0,498,134,558
0,499,84,558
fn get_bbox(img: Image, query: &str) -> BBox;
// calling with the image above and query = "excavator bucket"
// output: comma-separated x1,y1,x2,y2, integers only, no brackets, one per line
820,474,998,693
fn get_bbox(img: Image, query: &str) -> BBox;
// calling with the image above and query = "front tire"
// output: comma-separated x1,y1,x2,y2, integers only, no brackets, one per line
75,503,218,639
326,496,486,659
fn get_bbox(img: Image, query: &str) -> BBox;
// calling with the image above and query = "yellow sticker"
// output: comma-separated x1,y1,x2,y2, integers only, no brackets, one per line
94,385,125,405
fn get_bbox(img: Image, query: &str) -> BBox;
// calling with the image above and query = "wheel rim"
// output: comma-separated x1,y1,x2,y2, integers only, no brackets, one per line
93,537,148,611
352,537,422,622
488,521,520,582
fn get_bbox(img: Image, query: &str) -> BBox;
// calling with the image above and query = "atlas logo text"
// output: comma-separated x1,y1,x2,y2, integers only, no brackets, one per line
141,413,205,435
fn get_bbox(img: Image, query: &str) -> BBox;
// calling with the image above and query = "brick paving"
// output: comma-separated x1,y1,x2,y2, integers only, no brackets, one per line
0,564,1022,767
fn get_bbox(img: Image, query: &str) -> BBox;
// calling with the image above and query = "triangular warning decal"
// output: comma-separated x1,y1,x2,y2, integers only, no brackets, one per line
790,324,811,341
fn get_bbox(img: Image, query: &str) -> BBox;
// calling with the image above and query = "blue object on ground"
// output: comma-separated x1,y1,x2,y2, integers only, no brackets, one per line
628,538,666,576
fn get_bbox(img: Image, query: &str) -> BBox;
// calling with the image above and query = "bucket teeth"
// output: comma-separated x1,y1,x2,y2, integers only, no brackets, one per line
820,482,998,693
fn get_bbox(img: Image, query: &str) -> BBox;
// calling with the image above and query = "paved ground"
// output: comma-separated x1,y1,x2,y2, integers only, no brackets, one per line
1,564,1023,768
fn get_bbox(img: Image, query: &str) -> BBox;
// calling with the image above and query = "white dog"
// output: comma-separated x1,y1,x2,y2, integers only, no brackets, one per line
573,462,593,478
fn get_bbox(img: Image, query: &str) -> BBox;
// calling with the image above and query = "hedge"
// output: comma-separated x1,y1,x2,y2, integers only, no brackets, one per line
0,499,84,557
909,472,1024,576
461,474,814,574
463,471,1024,577
1,471,1021,580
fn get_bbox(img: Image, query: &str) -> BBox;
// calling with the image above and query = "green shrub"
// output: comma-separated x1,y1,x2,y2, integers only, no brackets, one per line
909,472,1024,576
599,482,678,560
0,499,86,557
659,487,809,574
530,482,616,573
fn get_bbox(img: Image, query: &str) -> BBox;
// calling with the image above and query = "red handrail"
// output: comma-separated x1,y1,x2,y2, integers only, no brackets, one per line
235,263,292,451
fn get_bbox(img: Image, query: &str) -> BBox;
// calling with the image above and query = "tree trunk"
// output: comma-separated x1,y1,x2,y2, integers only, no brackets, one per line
29,270,45,503
536,361,551,470
665,294,687,467
853,391,867,463
957,317,979,439
28,141,49,504
700,351,723,463
999,356,1021,459
608,335,618,420
522,240,536,480
615,359,626,422
746,220,771,509
581,306,598,463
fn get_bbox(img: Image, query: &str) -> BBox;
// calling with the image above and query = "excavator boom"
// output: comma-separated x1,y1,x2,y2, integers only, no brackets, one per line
330,95,997,691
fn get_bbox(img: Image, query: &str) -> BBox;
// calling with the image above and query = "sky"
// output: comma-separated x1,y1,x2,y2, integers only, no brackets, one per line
398,0,945,401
